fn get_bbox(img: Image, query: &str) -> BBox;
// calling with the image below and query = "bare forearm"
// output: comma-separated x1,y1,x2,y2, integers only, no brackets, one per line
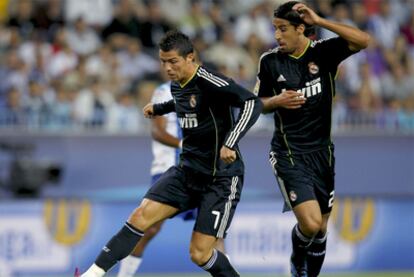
261,97,277,114
317,17,370,51
152,130,181,148
260,91,305,113
151,116,181,148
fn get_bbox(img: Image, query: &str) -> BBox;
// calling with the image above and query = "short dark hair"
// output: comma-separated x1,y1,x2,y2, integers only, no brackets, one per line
274,1,315,37
159,30,194,57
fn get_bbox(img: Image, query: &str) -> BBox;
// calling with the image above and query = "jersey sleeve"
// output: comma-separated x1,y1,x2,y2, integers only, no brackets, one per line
317,37,358,72
153,99,175,115
256,55,278,97
196,68,263,149
223,94,263,149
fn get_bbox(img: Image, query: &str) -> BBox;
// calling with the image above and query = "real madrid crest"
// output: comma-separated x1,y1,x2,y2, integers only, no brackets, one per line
308,62,319,75
289,190,297,202
190,94,197,108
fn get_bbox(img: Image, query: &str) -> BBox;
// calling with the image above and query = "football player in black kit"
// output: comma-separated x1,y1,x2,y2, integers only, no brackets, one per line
78,30,262,277
256,1,370,277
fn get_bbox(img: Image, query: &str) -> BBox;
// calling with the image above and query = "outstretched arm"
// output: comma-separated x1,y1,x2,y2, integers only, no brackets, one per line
143,99,175,118
293,3,370,51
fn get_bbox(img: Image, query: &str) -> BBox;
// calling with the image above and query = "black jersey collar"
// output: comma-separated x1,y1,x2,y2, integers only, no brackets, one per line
179,64,200,88
288,39,311,60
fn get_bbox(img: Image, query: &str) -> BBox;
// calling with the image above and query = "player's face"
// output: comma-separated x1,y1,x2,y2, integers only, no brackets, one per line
273,18,303,54
159,49,195,83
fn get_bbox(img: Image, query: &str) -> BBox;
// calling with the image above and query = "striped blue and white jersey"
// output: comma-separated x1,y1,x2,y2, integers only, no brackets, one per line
153,66,263,177
150,82,181,176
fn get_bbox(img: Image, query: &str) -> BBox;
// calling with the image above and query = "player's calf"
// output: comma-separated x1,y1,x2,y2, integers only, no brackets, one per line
81,222,144,277
306,231,327,277
291,224,313,277
199,249,240,277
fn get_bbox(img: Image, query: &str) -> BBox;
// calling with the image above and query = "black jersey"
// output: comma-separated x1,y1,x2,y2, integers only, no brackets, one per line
153,66,263,176
257,37,356,154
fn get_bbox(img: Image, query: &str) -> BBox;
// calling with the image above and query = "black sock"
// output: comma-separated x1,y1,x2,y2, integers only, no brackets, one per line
306,231,327,277
200,249,239,277
291,224,313,272
95,222,144,271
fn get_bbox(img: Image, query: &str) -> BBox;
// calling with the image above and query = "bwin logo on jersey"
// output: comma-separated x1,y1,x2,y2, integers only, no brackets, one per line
179,116,198,128
283,77,321,98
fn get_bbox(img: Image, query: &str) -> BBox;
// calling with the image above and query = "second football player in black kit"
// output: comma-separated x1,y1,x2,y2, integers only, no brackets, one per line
78,30,262,277
256,1,370,277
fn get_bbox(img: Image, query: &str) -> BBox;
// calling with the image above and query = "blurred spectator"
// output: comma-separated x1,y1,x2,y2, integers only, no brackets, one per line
106,93,142,133
22,79,53,128
367,0,400,49
115,37,160,85
204,28,256,80
221,0,267,18
320,1,355,39
0,87,24,127
65,0,112,27
397,95,414,132
158,0,189,26
63,57,89,91
360,35,388,77
101,0,141,41
381,63,414,101
32,0,65,42
244,33,267,68
18,31,52,72
362,0,382,16
0,49,29,100
233,2,274,46
7,0,36,39
73,77,114,127
47,82,74,130
354,62,382,112
400,9,414,58
66,17,101,56
179,0,216,43
350,1,370,30
313,0,333,19
207,1,229,44
85,43,123,93
139,0,173,49
0,0,412,133
47,28,78,78
134,80,158,108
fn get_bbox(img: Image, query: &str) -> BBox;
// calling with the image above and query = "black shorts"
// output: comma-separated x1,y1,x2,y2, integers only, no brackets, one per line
145,165,244,238
269,147,335,214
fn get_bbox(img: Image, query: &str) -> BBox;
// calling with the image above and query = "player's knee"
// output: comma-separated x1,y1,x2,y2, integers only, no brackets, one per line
145,222,162,239
300,217,322,236
189,245,210,265
320,220,328,234
128,206,151,231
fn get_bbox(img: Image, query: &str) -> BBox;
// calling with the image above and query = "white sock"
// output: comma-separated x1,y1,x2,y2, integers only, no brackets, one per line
117,255,142,277
81,264,106,277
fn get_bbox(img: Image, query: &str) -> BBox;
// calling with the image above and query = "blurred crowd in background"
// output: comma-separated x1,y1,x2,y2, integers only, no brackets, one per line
0,0,413,134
